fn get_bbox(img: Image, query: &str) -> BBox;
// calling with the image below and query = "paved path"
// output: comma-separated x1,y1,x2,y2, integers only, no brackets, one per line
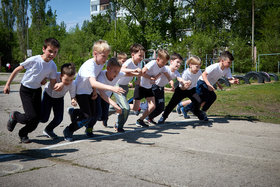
0,83,280,186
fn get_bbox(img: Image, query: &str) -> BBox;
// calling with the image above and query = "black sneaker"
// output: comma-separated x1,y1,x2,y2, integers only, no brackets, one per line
136,119,149,128
157,116,166,124
146,117,157,125
63,127,74,141
7,111,19,132
102,120,108,127
85,127,94,137
20,136,31,143
201,111,209,121
67,107,75,122
43,129,58,139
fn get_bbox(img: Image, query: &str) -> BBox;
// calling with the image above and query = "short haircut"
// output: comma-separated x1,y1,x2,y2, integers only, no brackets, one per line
44,38,60,49
186,56,201,65
170,52,183,61
107,57,122,68
219,51,234,61
117,52,127,60
61,63,76,77
93,40,111,53
130,43,145,54
157,49,170,61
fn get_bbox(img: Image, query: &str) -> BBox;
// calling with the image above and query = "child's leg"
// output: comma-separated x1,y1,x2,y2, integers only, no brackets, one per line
161,87,186,119
40,91,52,123
45,97,64,132
18,86,41,139
114,91,130,129
201,91,216,112
132,85,141,112
140,96,155,120
68,94,94,132
148,85,165,120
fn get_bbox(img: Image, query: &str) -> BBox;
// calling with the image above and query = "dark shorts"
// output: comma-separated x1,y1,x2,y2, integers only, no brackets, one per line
134,85,154,100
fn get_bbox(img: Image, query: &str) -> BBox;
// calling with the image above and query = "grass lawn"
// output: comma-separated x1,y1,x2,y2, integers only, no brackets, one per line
125,81,280,124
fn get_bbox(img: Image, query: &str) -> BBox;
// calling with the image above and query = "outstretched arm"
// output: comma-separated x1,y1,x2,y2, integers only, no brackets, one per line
98,90,122,114
89,77,125,95
4,65,24,94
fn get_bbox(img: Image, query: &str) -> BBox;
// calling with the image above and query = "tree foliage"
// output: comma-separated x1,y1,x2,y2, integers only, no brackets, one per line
0,0,280,72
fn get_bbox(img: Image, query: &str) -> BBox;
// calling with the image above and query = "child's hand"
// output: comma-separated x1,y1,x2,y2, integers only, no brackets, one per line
41,78,48,85
112,86,125,95
3,85,10,94
71,98,77,106
114,106,122,114
128,82,133,88
207,84,215,91
53,82,64,91
91,89,98,100
150,76,156,84
229,78,239,84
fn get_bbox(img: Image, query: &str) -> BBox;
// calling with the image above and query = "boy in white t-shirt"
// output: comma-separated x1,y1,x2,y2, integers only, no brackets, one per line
40,63,77,139
63,40,125,141
4,38,63,143
90,57,135,133
146,53,185,124
183,51,239,120
134,49,170,128
113,44,144,132
158,56,206,124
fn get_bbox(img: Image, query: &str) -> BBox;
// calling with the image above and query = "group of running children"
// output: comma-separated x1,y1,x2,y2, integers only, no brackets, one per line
3,38,239,143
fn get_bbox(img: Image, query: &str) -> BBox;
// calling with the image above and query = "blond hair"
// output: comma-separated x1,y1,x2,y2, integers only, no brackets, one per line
186,56,201,65
92,40,111,53
157,49,170,61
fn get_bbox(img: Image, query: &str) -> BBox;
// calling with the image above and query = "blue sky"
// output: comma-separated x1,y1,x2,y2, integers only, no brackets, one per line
46,0,90,31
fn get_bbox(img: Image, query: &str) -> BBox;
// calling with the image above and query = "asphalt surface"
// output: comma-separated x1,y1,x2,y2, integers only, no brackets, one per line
0,73,279,186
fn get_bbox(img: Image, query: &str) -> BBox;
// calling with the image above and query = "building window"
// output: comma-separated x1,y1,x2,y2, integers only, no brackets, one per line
91,5,97,11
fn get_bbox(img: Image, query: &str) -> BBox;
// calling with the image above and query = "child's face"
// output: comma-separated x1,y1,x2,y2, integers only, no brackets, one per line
156,57,168,68
132,50,144,64
94,51,110,65
119,58,127,64
170,59,182,70
189,63,201,74
60,74,75,86
42,45,59,62
106,66,121,81
221,58,232,68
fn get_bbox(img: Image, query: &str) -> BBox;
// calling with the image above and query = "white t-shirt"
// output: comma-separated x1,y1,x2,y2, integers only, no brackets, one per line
75,58,104,95
20,55,57,89
180,68,202,90
199,63,232,85
140,60,167,89
97,70,126,97
117,58,141,85
155,66,181,87
44,72,76,99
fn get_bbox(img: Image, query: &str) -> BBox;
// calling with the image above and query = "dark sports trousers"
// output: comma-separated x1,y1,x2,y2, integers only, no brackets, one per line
162,87,201,119
68,93,96,132
87,94,109,129
40,91,64,131
196,80,217,112
148,84,165,119
14,84,42,137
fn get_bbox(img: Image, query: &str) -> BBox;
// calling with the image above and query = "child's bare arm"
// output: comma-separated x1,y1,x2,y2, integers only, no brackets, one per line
89,77,125,95
228,77,239,84
4,65,24,94
202,71,215,91
98,90,122,114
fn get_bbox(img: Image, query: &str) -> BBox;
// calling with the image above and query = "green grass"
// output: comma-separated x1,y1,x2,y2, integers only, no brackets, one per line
125,81,280,124
0,81,19,85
